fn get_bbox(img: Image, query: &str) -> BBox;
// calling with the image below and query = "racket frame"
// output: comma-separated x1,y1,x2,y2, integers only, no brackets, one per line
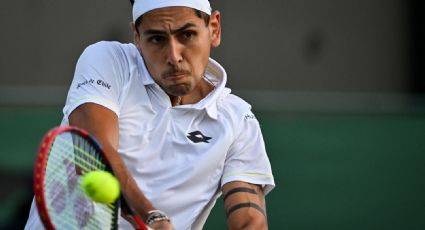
33,126,117,230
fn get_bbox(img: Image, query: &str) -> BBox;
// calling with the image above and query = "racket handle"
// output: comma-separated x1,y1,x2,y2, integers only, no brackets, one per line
133,215,148,230
120,195,149,230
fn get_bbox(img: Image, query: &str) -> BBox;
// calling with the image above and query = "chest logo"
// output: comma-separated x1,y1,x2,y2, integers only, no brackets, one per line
187,131,212,143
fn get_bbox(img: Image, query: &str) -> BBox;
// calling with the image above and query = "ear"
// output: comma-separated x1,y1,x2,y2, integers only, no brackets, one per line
130,21,141,50
209,10,221,48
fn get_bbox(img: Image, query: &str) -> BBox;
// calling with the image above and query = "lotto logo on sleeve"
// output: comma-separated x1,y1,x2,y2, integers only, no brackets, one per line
244,113,256,120
76,79,111,90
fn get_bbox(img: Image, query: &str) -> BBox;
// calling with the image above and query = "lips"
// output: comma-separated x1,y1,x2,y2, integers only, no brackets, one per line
163,71,191,80
166,73,186,78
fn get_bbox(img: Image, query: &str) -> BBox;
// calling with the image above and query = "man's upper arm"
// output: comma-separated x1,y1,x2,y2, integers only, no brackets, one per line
68,102,119,149
68,103,157,220
68,103,124,182
222,181,268,230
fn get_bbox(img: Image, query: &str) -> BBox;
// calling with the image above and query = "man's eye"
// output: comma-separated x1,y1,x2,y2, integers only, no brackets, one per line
182,31,196,40
149,36,165,44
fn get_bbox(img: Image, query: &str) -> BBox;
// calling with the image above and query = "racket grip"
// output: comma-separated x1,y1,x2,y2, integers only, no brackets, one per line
120,195,148,230
133,215,148,230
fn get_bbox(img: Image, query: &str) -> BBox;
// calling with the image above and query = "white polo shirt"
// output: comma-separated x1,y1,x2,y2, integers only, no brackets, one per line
25,41,275,230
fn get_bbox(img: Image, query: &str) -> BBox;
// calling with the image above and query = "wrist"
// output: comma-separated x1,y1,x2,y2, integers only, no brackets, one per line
145,210,170,226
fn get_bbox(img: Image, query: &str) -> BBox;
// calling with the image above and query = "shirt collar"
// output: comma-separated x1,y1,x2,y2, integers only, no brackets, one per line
200,58,228,120
176,58,228,120
135,47,227,120
137,54,156,85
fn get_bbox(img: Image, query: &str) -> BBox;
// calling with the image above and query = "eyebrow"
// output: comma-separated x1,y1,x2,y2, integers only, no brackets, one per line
143,23,198,36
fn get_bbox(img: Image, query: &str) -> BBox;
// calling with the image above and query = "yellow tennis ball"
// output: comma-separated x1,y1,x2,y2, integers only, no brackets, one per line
81,170,120,203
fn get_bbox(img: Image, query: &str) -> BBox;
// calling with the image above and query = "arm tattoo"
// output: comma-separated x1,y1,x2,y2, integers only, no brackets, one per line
223,187,258,202
226,202,266,218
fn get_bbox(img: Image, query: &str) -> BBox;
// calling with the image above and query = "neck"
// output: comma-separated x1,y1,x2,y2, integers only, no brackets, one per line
171,96,182,106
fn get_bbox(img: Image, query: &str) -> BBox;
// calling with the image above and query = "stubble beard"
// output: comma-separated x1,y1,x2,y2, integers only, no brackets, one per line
163,82,193,97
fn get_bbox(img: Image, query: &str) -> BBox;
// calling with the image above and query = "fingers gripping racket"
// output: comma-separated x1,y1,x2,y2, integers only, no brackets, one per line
33,126,148,230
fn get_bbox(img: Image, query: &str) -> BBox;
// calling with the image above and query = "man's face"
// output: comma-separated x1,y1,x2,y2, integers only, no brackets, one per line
133,7,221,97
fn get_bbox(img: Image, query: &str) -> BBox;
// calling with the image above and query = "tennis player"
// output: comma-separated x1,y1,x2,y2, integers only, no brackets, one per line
25,0,275,229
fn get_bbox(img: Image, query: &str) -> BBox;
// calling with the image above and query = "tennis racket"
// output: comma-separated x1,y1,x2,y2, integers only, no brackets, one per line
33,125,148,230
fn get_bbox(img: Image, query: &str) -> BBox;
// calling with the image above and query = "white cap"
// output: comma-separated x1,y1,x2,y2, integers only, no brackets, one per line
132,0,212,22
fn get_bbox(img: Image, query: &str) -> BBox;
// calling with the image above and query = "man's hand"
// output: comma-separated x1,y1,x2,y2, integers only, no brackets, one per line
149,220,175,230
222,181,268,230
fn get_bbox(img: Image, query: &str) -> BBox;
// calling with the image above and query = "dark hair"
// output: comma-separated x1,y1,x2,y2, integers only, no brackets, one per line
129,0,211,32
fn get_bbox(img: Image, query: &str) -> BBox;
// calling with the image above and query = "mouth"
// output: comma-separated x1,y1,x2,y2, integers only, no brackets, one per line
163,71,191,81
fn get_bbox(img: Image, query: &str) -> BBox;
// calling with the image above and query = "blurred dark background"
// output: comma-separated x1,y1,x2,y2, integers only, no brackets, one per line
0,0,424,229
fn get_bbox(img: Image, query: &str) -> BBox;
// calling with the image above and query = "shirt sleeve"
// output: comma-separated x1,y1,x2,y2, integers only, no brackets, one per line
63,41,127,118
221,110,275,195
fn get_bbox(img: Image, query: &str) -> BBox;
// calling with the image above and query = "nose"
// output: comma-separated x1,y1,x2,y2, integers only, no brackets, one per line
166,38,183,66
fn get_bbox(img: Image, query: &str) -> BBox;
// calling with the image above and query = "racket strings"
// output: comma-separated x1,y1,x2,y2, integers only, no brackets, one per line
43,131,117,229
56,135,105,170
43,137,105,191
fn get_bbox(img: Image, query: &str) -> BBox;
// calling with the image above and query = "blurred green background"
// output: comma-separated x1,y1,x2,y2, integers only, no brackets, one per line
1,0,425,229
0,108,424,229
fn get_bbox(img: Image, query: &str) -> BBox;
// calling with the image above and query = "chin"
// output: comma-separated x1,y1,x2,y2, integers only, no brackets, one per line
167,83,193,96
